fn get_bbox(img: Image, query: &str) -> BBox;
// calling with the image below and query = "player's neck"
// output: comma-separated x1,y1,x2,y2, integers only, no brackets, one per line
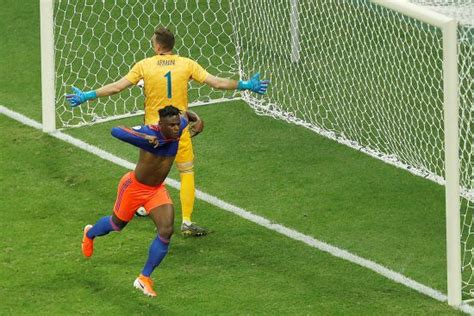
157,50,174,55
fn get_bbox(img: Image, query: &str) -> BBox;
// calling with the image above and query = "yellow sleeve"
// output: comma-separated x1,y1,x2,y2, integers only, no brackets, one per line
125,61,144,85
189,60,209,83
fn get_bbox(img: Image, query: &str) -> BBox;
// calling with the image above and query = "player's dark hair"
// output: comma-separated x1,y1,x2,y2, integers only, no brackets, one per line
153,27,175,51
159,105,181,118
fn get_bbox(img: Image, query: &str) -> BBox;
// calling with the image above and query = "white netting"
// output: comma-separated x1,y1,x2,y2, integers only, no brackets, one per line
54,0,239,128
410,0,474,26
230,0,473,297
407,0,474,299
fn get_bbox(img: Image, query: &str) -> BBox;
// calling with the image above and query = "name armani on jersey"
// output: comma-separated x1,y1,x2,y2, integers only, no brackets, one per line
156,60,176,66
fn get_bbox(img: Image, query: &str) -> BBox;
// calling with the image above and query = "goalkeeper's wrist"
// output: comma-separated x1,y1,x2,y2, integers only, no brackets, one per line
237,80,251,91
83,90,97,101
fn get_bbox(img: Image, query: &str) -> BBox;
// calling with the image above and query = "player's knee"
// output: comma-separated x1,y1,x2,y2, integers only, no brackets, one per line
158,225,174,239
176,161,194,174
111,214,128,231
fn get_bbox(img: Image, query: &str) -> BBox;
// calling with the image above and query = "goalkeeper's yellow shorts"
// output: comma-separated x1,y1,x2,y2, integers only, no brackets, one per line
175,127,194,164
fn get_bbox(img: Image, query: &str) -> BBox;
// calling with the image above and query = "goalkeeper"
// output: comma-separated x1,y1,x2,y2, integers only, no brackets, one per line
66,26,269,237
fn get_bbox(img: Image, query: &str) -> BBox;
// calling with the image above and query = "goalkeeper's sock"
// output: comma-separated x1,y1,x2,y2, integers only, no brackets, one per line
180,172,195,223
86,216,120,239
142,235,170,277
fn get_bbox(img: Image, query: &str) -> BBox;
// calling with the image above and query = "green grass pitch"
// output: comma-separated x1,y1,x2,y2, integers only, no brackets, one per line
0,0,466,314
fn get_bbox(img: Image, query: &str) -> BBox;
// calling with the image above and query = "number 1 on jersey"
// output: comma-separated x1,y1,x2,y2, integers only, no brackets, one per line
164,71,172,98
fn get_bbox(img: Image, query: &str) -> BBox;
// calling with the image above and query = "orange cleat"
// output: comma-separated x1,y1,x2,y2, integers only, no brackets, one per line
133,274,157,297
81,224,94,257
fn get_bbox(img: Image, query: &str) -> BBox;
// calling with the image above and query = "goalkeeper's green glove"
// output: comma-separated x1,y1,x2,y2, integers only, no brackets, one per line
238,73,269,94
65,86,97,107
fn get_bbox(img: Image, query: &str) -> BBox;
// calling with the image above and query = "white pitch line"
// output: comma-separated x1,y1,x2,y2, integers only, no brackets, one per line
1,105,473,315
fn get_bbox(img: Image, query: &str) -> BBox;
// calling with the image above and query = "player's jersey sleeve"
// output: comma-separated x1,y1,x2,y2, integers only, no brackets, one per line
125,60,144,85
111,116,188,156
111,125,160,152
188,59,209,83
179,116,189,131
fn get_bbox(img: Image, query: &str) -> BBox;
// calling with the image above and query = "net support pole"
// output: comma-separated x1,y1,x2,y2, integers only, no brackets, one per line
290,0,300,63
443,19,461,307
40,0,56,132
371,0,461,306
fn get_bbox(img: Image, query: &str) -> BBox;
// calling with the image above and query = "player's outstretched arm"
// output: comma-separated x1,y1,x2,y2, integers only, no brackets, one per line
65,77,133,107
204,73,269,95
65,86,97,107
111,126,162,149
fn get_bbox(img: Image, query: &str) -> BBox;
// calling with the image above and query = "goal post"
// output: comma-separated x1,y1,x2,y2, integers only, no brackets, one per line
233,0,470,307
371,0,461,306
290,0,300,63
40,0,56,133
442,17,462,308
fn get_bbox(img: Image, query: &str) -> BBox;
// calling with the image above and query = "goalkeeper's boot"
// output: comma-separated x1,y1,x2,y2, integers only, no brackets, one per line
181,222,209,237
133,274,157,297
81,224,94,257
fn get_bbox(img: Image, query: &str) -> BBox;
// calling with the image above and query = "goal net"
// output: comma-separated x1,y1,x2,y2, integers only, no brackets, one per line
231,0,472,298
49,0,472,301
54,0,239,128
409,0,474,299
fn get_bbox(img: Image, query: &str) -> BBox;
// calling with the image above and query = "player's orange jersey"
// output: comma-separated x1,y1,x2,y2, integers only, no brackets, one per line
125,54,209,124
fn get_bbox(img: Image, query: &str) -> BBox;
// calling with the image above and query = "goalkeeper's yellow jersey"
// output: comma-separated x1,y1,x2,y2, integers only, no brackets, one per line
125,54,209,124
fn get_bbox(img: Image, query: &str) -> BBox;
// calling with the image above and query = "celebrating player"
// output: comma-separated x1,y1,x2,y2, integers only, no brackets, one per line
66,26,269,237
81,105,202,297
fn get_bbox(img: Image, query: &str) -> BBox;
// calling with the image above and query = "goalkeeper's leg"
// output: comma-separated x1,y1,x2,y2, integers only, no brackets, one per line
175,132,196,224
175,133,208,237
177,161,195,224
178,166,208,237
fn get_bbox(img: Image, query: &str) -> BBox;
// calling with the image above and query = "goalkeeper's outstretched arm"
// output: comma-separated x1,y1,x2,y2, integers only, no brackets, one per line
95,77,133,97
66,77,133,107
204,73,269,95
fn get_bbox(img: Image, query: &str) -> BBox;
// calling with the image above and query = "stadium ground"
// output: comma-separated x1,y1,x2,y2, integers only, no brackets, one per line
0,0,468,314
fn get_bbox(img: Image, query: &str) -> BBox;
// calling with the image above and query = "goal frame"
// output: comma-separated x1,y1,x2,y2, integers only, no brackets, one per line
370,1,461,306
265,0,462,305
40,0,462,307
40,0,55,133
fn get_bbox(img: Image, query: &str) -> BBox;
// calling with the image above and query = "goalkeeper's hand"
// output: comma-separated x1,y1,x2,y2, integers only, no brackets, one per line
65,86,97,107
237,73,269,95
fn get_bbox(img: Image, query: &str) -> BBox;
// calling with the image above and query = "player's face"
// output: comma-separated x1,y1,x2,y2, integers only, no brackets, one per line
159,115,181,139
